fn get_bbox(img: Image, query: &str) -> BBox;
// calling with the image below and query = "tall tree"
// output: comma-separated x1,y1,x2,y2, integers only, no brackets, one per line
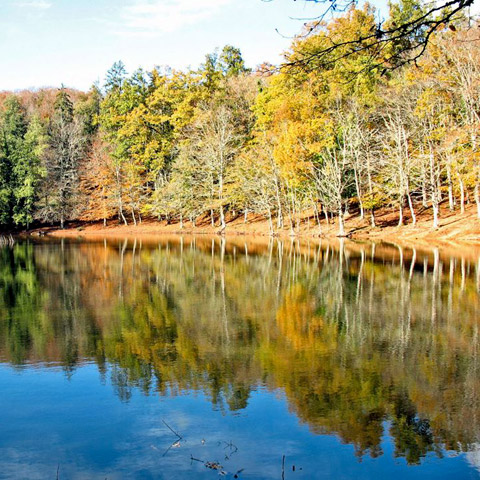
0,96,27,225
0,96,46,228
12,115,47,228
39,88,85,228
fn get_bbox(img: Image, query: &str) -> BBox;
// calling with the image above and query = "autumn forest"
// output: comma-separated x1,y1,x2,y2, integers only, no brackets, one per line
1,1,479,236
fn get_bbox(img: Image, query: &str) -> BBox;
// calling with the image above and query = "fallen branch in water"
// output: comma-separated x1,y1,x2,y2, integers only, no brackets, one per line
162,419,182,440
190,455,224,472
190,453,244,477
162,439,181,457
161,419,184,457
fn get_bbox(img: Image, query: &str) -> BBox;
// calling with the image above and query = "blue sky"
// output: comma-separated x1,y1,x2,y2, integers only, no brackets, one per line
0,0,390,91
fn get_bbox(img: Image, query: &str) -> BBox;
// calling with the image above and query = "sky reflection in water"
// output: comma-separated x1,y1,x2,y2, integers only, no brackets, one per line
0,237,479,479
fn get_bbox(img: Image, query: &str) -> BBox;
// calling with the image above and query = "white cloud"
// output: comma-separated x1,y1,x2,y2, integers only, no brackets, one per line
14,0,52,9
119,0,232,35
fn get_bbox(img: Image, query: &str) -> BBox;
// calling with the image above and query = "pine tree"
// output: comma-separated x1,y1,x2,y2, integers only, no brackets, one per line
40,88,84,228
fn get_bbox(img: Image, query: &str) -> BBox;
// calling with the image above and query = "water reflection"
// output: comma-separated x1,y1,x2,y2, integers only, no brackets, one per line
0,237,479,466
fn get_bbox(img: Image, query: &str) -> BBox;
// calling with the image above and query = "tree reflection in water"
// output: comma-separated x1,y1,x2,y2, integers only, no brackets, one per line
0,237,479,464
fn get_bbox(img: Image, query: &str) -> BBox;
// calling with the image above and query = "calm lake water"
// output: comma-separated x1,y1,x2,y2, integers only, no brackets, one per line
1,236,480,479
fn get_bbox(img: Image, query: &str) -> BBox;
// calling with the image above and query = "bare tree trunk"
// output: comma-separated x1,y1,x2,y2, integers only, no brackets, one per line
407,192,416,226
475,184,480,219
459,178,465,214
398,197,404,227
338,206,345,236
447,165,454,211
366,154,375,227
422,168,428,208
268,209,274,235
102,186,107,227
274,175,283,229
313,202,322,236
289,215,295,236
437,177,442,202
429,150,440,228
432,195,439,229
354,167,364,219
219,204,226,231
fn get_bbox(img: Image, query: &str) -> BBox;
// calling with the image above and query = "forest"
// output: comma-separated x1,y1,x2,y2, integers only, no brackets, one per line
0,0,479,235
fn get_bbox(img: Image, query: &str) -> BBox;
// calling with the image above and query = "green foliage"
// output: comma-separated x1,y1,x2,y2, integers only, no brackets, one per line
0,97,47,227
12,116,47,227
1,10,480,230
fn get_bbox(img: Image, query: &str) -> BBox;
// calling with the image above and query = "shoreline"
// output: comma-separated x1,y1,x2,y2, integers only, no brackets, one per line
22,202,480,249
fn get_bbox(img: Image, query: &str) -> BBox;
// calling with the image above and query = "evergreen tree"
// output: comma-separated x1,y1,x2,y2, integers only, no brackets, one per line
0,96,47,228
41,88,84,228
12,115,47,228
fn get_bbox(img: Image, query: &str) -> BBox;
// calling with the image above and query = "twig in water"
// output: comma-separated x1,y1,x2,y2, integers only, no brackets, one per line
234,468,245,478
162,440,181,457
190,455,223,471
162,419,182,439
282,454,285,480
56,464,60,480
190,454,205,464
161,419,183,457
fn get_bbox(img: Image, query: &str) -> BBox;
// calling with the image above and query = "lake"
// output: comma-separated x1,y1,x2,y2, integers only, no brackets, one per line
1,236,480,479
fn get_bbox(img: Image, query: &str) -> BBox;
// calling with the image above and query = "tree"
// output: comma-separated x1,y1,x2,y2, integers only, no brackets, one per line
0,96,46,228
179,103,240,230
98,62,133,225
75,83,102,137
279,0,472,74
78,135,117,226
104,61,127,93
219,45,250,78
38,88,85,228
0,96,27,225
12,115,47,228
312,142,353,236
380,89,419,226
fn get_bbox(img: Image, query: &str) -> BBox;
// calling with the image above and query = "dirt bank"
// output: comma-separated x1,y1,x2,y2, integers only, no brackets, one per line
27,201,480,247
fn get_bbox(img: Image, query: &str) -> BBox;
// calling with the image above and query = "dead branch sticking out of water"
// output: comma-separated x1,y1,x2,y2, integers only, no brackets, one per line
162,419,183,456
162,419,182,440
